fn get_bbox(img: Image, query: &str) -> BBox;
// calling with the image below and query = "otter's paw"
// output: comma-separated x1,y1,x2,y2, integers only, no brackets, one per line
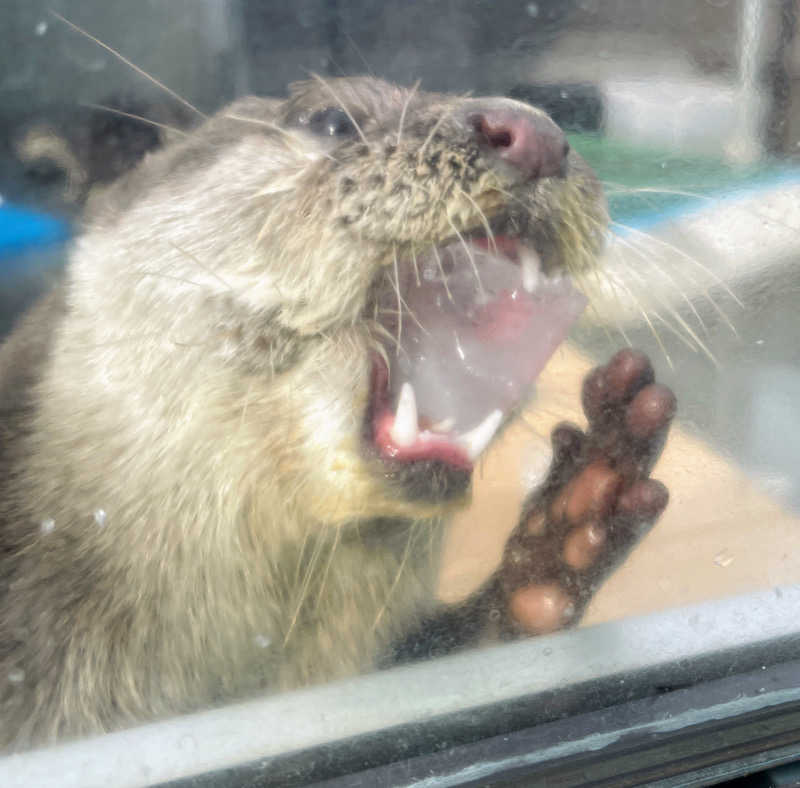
500,349,675,635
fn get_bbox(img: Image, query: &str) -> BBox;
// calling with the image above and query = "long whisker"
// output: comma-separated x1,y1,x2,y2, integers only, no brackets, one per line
377,306,430,335
611,232,710,336
614,254,718,362
284,529,328,646
50,11,207,120
456,187,497,256
488,185,531,213
606,183,800,236
605,274,674,368
392,247,403,356
599,220,738,341
410,245,422,287
372,521,420,632
238,380,255,435
370,321,408,363
448,215,485,297
594,304,632,350
397,80,421,148
416,94,472,162
134,271,207,289
649,309,706,354
615,236,726,335
224,113,302,139
81,332,183,350
577,266,635,350
586,247,674,347
432,245,454,302
224,113,339,164
612,221,744,312
314,525,342,609
342,29,375,76
168,241,234,291
80,103,188,136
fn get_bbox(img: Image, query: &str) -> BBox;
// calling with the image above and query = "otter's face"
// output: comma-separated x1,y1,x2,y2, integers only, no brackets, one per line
275,78,606,513
95,77,607,523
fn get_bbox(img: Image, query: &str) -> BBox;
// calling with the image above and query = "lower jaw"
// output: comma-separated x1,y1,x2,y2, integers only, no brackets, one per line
368,355,474,471
363,356,474,502
377,454,473,505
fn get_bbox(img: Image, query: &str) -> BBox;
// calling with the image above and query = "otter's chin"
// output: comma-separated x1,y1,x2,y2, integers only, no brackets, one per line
365,233,587,488
379,455,473,504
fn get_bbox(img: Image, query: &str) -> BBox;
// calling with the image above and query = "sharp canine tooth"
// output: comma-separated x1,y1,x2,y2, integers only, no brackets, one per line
458,410,504,460
521,248,541,293
390,382,419,447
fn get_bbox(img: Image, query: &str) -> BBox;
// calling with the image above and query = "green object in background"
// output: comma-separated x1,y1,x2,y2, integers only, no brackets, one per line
568,132,794,226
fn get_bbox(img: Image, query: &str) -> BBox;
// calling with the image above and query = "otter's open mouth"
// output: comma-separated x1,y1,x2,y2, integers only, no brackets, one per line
370,235,587,470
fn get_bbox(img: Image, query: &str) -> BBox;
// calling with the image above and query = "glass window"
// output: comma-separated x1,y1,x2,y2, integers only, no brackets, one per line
1,1,799,785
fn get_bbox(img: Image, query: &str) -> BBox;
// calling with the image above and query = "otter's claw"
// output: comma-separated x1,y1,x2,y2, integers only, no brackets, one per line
501,349,675,635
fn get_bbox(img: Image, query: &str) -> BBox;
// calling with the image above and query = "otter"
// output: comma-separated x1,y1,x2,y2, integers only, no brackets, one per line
0,77,674,750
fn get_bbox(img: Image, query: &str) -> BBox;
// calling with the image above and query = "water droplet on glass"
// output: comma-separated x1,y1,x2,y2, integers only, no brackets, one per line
526,2,539,17
713,549,734,567
178,734,196,751
94,509,107,527
8,669,25,684
40,518,55,535
254,634,271,649
34,21,48,36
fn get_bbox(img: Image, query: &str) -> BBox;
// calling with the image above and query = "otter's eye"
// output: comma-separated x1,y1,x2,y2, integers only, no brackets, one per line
308,107,358,138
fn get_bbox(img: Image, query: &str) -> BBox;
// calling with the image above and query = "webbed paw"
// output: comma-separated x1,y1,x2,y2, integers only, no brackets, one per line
501,349,675,634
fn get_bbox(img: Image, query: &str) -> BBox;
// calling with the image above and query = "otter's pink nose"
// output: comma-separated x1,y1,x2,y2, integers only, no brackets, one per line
469,106,569,180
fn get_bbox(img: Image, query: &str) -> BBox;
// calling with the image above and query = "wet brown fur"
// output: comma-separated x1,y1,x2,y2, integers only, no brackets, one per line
0,77,606,749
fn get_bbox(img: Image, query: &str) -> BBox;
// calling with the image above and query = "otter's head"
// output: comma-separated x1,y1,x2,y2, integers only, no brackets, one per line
87,77,607,525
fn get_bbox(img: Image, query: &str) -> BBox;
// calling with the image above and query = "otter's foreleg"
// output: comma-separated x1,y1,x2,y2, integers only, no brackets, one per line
386,349,675,663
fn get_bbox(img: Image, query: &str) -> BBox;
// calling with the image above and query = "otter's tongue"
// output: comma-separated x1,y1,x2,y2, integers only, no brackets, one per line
375,240,586,466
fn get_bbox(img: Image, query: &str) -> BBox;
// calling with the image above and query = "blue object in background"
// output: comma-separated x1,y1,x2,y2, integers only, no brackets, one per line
0,203,71,272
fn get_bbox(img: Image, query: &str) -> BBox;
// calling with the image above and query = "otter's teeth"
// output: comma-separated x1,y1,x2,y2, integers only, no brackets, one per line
458,409,503,460
520,248,541,294
390,382,419,447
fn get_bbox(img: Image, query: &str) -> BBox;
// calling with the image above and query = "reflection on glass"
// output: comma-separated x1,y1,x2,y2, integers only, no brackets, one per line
0,1,798,783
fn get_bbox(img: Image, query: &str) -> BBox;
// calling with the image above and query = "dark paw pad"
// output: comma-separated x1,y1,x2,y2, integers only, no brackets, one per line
502,349,675,635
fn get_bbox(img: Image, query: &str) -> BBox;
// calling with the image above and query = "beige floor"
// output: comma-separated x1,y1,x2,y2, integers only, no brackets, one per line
438,344,800,625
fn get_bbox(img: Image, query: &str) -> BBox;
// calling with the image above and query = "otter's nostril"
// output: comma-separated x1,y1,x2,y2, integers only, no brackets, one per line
472,114,514,149
468,106,569,180
488,129,513,148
